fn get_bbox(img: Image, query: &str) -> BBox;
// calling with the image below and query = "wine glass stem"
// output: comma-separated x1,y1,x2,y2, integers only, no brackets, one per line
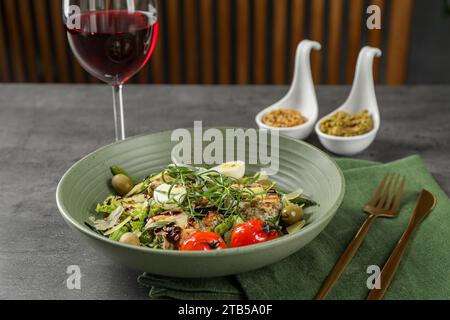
112,85,125,141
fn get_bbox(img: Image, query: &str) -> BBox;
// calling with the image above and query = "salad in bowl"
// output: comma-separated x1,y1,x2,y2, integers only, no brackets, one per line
87,161,318,251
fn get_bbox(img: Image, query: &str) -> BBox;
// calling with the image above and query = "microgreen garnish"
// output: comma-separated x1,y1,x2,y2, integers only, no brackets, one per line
159,165,276,218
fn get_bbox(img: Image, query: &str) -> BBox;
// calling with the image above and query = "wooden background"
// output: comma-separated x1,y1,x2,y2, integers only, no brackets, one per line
0,0,414,85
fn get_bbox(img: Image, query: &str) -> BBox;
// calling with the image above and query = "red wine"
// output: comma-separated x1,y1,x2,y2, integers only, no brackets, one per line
67,10,159,85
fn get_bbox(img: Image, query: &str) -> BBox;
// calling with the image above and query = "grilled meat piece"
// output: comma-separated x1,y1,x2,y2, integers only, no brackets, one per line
239,193,282,223
201,211,222,231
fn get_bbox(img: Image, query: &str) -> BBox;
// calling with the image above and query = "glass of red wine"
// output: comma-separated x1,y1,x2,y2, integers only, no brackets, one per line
63,0,159,141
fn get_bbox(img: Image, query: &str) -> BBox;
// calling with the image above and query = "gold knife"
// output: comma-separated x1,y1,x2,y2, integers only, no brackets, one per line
367,190,437,300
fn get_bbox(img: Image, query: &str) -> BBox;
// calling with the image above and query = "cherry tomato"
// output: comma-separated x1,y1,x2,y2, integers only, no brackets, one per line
230,219,279,248
179,231,227,251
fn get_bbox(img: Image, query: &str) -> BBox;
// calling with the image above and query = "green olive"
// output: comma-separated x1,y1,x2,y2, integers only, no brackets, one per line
119,232,141,246
281,204,304,226
112,174,134,196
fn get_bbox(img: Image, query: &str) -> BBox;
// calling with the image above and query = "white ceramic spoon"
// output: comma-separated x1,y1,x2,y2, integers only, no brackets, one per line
315,46,382,156
256,40,321,140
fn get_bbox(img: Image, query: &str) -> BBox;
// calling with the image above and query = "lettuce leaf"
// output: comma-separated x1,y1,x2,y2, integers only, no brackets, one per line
130,220,145,232
109,226,129,241
290,196,318,209
95,195,120,214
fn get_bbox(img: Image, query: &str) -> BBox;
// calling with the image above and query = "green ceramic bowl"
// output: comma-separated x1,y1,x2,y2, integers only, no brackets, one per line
56,129,345,278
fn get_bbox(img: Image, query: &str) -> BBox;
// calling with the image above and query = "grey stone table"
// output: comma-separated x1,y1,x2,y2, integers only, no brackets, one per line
0,84,449,300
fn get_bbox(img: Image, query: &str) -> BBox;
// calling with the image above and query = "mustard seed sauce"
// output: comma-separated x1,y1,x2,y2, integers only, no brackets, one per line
262,108,308,128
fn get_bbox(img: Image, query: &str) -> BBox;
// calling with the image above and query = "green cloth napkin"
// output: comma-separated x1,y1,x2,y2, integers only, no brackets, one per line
138,156,450,300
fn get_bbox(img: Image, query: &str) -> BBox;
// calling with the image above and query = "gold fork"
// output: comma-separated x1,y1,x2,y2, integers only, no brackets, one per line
315,173,407,300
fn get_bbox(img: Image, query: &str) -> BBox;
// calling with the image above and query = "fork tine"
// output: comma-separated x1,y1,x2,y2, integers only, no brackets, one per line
391,176,407,212
376,174,395,209
368,174,389,207
384,174,401,210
